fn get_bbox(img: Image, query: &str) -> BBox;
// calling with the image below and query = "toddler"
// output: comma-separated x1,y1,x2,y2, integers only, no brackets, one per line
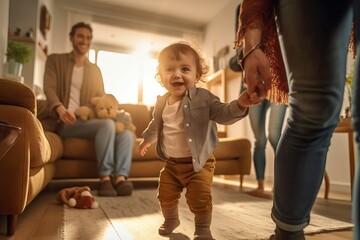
139,42,259,239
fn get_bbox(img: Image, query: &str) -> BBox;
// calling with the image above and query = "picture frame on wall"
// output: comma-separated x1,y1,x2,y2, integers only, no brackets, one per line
40,5,51,40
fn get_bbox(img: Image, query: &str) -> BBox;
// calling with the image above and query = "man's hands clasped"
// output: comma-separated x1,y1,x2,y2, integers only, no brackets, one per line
56,105,77,125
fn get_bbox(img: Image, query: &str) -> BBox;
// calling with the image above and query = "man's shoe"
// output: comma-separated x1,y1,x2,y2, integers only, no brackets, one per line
269,226,305,240
98,180,117,196
115,180,133,196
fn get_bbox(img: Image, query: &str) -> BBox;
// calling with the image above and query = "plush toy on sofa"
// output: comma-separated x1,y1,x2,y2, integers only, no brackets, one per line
56,186,99,209
75,94,136,133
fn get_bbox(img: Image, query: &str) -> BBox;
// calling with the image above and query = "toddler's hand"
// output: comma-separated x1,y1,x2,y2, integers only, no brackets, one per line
139,140,151,156
249,91,261,104
237,90,261,108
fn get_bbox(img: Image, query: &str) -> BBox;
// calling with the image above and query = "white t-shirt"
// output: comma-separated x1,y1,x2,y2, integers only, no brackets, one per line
68,66,84,112
161,99,192,158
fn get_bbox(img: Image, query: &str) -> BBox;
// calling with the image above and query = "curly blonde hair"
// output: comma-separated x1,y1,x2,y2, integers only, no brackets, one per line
155,41,209,86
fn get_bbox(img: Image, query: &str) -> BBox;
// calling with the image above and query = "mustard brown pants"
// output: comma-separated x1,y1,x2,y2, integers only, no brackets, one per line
157,156,216,215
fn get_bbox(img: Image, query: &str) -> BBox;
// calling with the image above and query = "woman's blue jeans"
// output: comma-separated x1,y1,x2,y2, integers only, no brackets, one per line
272,0,356,232
249,100,286,180
57,119,135,178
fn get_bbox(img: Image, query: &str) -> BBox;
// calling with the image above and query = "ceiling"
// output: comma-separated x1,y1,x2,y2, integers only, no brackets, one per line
88,0,233,26
70,0,234,52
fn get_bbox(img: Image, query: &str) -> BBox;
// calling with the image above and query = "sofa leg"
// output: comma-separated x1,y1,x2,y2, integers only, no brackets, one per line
7,214,18,236
239,174,244,191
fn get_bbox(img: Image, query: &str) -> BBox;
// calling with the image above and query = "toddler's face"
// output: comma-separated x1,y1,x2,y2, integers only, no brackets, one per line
160,52,198,100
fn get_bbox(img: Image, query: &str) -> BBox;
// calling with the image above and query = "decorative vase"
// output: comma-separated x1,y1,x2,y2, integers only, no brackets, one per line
7,59,23,77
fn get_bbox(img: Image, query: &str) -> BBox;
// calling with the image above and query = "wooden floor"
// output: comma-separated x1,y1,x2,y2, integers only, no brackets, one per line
0,177,353,240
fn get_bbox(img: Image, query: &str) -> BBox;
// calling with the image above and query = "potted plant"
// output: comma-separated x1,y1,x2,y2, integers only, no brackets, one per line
6,41,32,77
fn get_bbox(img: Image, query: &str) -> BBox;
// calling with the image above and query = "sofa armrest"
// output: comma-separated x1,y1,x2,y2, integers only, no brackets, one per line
0,78,36,115
0,104,52,213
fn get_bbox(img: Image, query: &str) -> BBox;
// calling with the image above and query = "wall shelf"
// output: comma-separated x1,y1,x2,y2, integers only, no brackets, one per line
206,67,241,101
8,35,35,43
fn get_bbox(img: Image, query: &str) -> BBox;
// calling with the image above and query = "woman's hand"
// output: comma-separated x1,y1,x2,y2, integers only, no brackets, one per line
240,24,272,99
242,48,272,99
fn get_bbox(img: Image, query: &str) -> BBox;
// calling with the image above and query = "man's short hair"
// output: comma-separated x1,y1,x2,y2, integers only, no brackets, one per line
69,22,93,37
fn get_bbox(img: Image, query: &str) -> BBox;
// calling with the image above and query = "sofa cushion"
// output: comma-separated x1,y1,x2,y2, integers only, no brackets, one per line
63,138,95,160
213,137,251,159
37,99,58,132
28,113,53,168
44,131,63,162
62,137,160,162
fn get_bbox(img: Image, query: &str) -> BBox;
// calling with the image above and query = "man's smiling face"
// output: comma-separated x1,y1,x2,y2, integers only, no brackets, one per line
70,27,92,56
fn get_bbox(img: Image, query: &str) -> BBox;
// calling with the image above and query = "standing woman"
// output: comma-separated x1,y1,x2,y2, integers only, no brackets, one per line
231,4,287,199
236,0,358,239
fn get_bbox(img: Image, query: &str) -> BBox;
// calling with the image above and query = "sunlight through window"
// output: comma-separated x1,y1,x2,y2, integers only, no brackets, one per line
142,58,166,106
97,51,139,104
94,49,166,106
88,49,96,63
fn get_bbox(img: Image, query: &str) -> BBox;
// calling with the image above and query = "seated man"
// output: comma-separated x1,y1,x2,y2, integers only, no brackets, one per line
43,22,134,196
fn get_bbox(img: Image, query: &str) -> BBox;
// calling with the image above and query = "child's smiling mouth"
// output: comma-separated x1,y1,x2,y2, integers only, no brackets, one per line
171,82,184,87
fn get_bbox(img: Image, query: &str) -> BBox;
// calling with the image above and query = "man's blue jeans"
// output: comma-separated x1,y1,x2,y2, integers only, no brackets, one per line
57,118,135,178
272,0,356,232
249,100,286,180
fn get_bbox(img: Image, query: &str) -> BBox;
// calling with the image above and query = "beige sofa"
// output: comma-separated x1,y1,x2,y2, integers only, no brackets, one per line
0,78,62,236
0,77,251,236
38,102,252,185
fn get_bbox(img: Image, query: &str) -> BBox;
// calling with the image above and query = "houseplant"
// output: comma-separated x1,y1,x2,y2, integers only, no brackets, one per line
6,41,32,77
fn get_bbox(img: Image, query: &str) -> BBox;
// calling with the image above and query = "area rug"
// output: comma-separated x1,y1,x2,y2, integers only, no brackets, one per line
63,187,353,240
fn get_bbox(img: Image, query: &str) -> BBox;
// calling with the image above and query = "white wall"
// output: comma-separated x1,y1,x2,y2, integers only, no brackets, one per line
203,0,353,195
203,0,239,69
51,0,70,53
0,0,9,76
50,0,204,55
203,0,253,138
7,0,54,89
8,0,38,87
33,0,55,90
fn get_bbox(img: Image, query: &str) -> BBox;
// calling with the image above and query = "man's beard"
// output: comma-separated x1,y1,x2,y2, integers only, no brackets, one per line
73,44,89,55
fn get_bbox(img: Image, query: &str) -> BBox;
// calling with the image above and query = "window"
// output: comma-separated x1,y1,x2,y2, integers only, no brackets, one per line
89,49,166,106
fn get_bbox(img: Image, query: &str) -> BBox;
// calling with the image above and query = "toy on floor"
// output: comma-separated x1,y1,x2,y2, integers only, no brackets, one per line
56,186,99,209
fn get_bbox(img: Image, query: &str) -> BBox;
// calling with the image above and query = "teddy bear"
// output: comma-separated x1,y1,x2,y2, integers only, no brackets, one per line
56,186,99,209
75,94,136,133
